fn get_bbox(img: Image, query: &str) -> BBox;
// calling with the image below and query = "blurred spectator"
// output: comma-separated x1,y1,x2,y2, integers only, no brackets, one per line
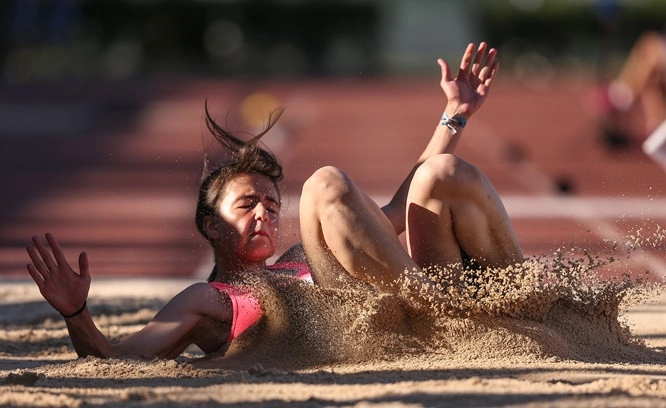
594,30,666,149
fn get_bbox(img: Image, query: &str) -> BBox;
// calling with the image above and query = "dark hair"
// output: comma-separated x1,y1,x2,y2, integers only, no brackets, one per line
195,102,284,242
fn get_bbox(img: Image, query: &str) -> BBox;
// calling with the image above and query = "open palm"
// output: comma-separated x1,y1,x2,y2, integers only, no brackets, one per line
26,233,90,316
439,42,499,118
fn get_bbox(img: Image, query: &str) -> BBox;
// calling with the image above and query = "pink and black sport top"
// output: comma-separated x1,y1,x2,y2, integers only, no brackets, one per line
209,262,312,341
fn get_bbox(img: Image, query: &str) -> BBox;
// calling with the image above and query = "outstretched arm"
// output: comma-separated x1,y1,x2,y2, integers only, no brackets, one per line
382,42,499,233
26,234,231,359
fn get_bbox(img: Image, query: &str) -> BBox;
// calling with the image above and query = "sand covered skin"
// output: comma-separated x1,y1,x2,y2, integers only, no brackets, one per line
2,231,666,407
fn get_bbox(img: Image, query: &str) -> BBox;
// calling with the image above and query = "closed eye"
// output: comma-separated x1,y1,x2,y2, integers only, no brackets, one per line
236,197,280,214
265,204,279,214
264,197,281,214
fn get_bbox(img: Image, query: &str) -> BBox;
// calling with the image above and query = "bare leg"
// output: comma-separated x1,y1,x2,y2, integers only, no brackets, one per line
642,86,666,133
616,32,666,98
299,166,421,293
405,154,523,270
613,32,666,134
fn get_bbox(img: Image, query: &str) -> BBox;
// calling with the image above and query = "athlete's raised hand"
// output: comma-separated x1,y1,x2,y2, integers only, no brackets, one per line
438,42,499,119
26,233,90,317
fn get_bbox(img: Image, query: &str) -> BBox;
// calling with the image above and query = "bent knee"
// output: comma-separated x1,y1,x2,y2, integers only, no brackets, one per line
414,154,482,190
301,166,353,205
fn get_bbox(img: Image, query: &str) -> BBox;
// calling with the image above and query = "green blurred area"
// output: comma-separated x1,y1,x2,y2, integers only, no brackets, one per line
2,0,666,82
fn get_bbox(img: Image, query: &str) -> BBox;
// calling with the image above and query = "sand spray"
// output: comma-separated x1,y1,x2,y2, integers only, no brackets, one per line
215,225,665,370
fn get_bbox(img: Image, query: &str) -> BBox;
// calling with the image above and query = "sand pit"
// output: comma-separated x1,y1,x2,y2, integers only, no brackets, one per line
2,241,666,407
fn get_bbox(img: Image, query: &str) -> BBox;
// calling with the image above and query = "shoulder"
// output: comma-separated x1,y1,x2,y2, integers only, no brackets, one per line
178,281,227,299
169,282,233,321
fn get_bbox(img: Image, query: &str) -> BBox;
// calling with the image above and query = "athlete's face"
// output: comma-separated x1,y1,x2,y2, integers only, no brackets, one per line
208,173,281,263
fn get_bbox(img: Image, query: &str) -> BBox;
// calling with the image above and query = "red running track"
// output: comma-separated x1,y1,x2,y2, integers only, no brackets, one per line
1,76,664,281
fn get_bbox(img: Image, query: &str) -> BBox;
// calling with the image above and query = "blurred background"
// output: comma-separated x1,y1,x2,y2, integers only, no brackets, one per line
1,0,665,280
2,0,666,79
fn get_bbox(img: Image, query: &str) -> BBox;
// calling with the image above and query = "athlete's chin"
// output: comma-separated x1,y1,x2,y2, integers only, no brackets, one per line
244,245,275,262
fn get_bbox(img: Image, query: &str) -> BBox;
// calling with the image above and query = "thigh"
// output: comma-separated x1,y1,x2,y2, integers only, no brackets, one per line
299,166,419,292
405,155,523,270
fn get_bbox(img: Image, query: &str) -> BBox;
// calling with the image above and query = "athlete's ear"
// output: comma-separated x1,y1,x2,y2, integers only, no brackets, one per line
203,215,221,240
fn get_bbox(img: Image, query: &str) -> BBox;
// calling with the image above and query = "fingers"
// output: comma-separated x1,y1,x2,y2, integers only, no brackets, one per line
471,42,487,76
78,252,90,282
437,58,453,82
459,43,476,73
31,235,57,272
482,61,500,88
45,233,69,270
484,47,497,72
458,42,498,80
26,240,50,280
26,262,45,289
479,47,498,82
26,233,78,282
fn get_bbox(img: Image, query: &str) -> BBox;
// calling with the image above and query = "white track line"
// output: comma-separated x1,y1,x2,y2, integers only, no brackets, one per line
471,120,666,278
281,195,666,220
196,194,666,279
